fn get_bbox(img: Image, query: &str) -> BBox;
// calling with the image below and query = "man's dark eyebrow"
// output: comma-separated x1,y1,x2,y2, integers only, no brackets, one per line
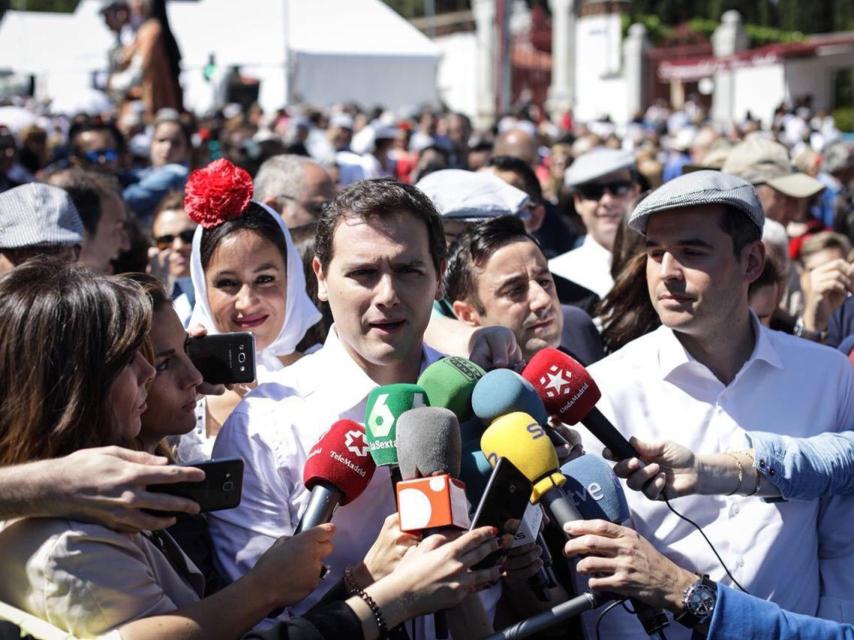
494,273,527,292
156,348,176,359
645,238,714,249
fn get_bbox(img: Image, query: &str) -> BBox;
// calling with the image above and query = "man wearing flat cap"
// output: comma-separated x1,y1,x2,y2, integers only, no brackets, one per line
548,148,640,301
0,183,84,276
572,170,854,639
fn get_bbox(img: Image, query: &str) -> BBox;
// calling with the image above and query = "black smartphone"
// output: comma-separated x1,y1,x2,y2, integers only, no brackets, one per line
148,458,244,514
187,333,256,385
469,457,533,569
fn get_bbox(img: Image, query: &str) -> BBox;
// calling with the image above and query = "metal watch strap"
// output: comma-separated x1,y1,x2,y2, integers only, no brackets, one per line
675,574,716,630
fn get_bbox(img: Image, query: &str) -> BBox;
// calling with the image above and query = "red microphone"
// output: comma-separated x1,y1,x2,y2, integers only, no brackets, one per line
297,420,377,534
522,348,638,460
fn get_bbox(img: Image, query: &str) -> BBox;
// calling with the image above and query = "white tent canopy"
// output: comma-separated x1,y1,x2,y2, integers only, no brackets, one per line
0,0,440,114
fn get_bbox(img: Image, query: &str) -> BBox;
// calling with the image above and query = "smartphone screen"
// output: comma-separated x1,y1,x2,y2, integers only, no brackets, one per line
187,333,256,384
469,457,533,569
148,458,244,514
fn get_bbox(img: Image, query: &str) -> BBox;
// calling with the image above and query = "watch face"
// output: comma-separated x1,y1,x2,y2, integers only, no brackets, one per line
688,585,717,617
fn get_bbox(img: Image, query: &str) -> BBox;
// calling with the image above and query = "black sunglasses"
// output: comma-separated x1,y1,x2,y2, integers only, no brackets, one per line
576,180,634,201
155,229,195,249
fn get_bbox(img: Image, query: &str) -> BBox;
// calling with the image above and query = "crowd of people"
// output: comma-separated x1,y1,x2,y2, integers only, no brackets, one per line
1,45,854,640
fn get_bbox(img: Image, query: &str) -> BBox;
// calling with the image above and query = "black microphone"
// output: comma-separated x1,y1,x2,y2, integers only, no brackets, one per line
485,591,611,640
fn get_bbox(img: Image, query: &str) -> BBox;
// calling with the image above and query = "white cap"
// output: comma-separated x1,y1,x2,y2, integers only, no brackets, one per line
416,169,529,220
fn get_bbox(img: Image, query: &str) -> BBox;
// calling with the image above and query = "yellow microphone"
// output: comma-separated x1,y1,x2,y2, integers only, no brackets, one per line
480,412,582,523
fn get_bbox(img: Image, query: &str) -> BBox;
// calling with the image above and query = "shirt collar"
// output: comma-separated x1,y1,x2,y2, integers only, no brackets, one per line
581,234,612,261
658,313,784,382
314,325,442,414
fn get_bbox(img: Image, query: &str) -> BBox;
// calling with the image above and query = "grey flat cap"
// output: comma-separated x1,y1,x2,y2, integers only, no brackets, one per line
416,169,529,219
628,170,764,234
564,148,635,187
0,183,84,249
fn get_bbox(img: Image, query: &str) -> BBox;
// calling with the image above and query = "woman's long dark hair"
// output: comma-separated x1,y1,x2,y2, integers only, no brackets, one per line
597,191,661,353
0,260,152,465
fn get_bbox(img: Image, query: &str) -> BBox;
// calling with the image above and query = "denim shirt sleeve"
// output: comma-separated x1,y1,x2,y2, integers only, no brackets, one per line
747,431,854,500
708,583,854,640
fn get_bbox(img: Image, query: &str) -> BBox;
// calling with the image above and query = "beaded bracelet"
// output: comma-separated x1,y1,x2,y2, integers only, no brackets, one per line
354,586,388,639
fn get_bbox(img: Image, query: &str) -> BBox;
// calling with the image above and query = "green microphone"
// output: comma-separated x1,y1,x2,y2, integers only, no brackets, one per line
417,356,485,422
364,383,429,468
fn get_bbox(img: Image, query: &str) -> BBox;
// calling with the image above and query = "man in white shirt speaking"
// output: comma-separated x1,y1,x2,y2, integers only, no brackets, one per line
208,178,518,631
575,170,854,639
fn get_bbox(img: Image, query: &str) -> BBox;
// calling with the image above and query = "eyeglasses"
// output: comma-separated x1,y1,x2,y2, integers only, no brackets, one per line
155,229,195,250
80,148,119,165
576,180,634,201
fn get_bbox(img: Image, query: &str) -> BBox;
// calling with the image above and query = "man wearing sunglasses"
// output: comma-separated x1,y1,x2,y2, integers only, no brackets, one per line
69,122,124,178
548,148,640,300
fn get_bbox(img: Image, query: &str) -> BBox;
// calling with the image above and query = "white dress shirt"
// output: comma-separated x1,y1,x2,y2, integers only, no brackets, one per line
547,235,614,299
576,319,854,640
209,328,502,635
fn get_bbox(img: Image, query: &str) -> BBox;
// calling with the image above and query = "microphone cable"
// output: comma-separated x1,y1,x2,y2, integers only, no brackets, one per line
595,599,626,640
663,496,749,594
594,599,669,640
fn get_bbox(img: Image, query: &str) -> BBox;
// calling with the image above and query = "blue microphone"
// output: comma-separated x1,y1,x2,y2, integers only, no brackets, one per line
472,368,549,425
472,369,569,452
560,454,629,524
560,454,668,636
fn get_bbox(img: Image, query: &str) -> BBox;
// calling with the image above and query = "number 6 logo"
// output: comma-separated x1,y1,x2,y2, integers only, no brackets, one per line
367,393,395,438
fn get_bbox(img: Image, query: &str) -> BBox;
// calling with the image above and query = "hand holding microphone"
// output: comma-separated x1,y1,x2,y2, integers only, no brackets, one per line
563,519,697,616
348,513,420,590
252,523,336,610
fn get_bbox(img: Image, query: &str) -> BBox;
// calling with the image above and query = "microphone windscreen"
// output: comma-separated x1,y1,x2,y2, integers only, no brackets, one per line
458,417,492,507
480,411,565,502
396,407,462,480
472,368,549,425
417,356,485,421
303,420,376,505
364,384,429,467
560,454,629,524
522,348,602,425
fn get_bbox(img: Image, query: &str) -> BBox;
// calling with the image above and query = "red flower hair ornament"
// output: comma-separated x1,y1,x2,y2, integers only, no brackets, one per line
184,159,254,229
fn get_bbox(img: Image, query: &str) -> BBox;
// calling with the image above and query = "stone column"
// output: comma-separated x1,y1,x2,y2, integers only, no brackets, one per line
473,0,498,129
547,0,575,121
623,23,649,119
711,10,748,124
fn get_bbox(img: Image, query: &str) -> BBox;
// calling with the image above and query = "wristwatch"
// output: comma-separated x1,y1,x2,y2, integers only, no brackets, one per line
675,574,717,632
793,317,828,343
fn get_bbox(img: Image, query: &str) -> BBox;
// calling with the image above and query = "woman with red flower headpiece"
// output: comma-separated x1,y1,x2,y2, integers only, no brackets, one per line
175,159,321,460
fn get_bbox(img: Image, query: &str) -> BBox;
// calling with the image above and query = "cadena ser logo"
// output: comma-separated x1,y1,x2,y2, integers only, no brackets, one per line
344,430,369,458
539,365,572,399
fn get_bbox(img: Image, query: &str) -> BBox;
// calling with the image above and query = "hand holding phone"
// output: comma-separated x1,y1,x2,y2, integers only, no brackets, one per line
148,458,244,515
468,457,532,569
